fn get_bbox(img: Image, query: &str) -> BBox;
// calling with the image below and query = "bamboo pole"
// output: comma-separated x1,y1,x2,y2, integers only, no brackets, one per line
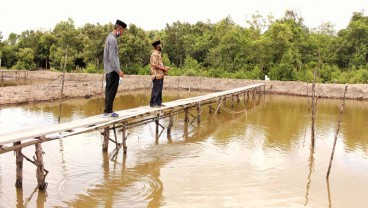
35,143,47,189
184,108,189,123
311,67,317,148
196,103,201,124
122,123,127,154
14,141,23,187
112,124,118,149
231,95,234,108
326,85,348,179
58,45,68,123
167,111,174,137
209,105,213,114
102,127,110,152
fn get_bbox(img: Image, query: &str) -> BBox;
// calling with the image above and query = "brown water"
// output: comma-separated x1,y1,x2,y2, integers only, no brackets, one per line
0,91,367,208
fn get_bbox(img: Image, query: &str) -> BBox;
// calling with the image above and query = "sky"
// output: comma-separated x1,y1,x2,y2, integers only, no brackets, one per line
0,0,367,39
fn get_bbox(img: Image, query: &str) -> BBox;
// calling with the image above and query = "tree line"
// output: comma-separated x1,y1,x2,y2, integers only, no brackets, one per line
0,10,367,83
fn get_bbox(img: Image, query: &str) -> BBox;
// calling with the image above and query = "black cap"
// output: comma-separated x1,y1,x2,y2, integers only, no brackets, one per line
152,40,161,47
116,19,127,29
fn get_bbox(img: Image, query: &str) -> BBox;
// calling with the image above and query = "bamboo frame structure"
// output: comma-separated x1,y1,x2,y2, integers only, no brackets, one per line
0,84,265,189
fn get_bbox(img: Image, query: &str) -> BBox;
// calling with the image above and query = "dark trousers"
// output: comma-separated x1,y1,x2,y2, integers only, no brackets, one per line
150,78,163,107
104,72,119,113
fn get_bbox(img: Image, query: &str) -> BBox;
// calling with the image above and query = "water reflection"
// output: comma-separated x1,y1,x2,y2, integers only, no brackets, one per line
304,146,315,206
18,186,47,208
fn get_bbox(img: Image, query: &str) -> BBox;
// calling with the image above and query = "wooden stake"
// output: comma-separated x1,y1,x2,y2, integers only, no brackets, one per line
35,143,46,189
196,103,201,124
184,108,189,123
122,123,127,154
14,141,23,187
167,111,174,137
102,127,109,152
58,45,68,123
243,92,246,104
231,95,234,108
326,85,348,179
311,67,317,148
209,105,213,114
155,114,160,139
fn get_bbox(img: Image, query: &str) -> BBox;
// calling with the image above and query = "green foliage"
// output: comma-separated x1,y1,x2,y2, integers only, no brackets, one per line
1,45,17,68
50,18,84,71
138,65,150,75
0,12,368,83
85,62,98,73
14,48,36,70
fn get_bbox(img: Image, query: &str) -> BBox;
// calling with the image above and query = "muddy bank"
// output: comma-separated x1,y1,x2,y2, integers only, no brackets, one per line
0,71,367,105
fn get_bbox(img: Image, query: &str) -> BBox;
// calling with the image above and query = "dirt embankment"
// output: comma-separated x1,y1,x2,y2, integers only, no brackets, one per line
0,70,367,105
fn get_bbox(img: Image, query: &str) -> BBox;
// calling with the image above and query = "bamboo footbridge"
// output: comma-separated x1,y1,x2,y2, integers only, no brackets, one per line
0,70,28,80
0,83,264,189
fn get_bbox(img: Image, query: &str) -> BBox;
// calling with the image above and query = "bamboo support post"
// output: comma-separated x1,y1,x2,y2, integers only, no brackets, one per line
112,124,118,148
14,141,23,187
102,127,110,151
209,105,214,114
167,111,174,137
214,97,222,114
122,123,127,154
155,114,160,139
236,94,240,103
196,103,201,124
184,108,189,123
326,85,348,179
231,95,234,108
35,143,47,189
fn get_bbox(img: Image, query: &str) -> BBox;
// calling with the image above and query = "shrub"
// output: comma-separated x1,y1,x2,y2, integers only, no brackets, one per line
269,64,297,81
86,63,98,73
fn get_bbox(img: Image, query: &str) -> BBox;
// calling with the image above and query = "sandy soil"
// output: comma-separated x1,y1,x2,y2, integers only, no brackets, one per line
0,70,367,105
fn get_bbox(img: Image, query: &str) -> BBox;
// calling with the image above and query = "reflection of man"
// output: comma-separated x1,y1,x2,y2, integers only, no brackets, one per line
149,40,169,107
103,19,127,118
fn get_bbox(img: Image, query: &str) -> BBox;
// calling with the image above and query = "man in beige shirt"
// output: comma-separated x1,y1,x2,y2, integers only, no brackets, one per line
149,40,169,107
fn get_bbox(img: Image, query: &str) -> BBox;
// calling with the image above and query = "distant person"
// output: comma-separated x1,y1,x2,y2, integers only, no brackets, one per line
149,40,169,107
103,19,127,118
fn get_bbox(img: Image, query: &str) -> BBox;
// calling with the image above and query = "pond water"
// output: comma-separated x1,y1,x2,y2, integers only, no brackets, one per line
0,91,367,208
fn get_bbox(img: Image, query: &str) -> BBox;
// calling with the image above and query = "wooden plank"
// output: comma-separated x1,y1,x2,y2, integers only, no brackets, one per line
0,84,263,146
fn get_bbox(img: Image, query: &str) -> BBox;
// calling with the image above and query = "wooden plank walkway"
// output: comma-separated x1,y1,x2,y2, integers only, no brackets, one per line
0,83,264,153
